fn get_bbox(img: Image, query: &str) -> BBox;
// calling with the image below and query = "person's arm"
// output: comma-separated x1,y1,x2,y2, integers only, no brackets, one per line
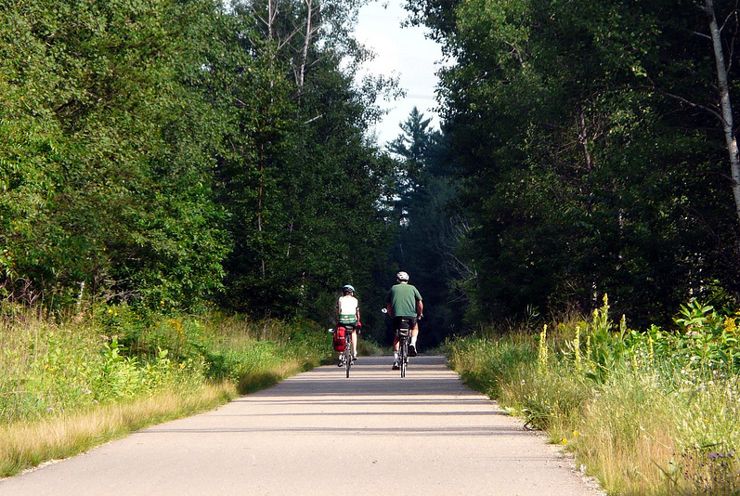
415,287,423,319
355,299,361,323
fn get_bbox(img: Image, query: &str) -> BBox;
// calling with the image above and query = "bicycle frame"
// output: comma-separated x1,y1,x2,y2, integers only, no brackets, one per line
344,330,353,378
396,323,411,378
339,324,356,378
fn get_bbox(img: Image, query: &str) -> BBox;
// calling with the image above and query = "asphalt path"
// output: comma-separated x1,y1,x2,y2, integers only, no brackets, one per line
0,355,602,496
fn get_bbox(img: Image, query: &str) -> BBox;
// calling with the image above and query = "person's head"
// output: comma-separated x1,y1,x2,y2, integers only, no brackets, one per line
396,271,410,283
342,284,355,295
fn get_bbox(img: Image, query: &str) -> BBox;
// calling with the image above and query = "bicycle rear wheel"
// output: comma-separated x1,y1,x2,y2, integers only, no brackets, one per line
345,339,352,378
400,339,407,378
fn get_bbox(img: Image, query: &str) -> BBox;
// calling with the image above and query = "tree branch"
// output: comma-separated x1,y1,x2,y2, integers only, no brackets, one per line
719,3,737,32
660,90,724,122
691,29,712,40
303,114,323,124
250,6,269,29
728,7,739,74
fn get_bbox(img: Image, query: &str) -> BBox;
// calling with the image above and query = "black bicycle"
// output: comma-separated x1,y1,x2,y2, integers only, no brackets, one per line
395,318,412,378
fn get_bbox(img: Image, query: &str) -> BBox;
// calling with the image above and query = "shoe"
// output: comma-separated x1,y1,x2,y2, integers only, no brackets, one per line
337,357,344,367
352,355,358,362
408,344,417,357
392,362,400,370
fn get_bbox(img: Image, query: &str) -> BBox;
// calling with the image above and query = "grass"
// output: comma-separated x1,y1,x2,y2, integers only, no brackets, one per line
0,383,235,477
357,335,386,356
448,298,739,495
0,304,332,477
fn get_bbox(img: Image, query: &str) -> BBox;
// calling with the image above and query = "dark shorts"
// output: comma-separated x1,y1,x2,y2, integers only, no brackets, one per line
393,316,417,330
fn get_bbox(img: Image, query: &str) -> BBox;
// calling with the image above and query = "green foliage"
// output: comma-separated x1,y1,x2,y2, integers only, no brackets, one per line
385,108,466,346
447,300,740,494
0,0,396,318
0,306,331,425
0,0,232,307
215,2,398,321
406,0,740,324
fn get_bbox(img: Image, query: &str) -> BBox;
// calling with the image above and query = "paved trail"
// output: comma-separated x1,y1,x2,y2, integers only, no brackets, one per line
1,356,601,496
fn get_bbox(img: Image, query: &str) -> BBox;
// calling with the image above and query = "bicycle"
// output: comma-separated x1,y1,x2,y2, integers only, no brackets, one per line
395,318,412,378
337,324,356,378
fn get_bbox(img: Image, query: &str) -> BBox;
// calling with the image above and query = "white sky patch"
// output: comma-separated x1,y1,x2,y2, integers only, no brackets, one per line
354,0,444,146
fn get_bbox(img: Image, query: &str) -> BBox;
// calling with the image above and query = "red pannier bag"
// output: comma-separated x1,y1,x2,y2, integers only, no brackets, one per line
333,326,346,352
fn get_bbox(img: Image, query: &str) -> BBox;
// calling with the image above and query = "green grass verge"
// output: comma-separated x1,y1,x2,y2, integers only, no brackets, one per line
0,383,235,477
0,305,332,477
448,299,739,495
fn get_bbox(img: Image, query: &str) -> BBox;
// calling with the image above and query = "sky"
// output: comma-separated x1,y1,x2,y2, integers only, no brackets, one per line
354,0,443,146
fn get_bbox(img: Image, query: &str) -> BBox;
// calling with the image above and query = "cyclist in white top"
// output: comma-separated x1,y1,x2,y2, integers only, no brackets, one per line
336,284,361,363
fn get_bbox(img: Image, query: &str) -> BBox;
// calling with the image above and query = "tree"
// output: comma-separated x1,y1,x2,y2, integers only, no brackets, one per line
0,0,232,307
406,0,740,324
386,108,466,345
216,0,398,320
704,0,740,223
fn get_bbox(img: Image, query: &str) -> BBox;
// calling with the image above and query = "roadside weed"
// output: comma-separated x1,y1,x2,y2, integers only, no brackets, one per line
448,297,739,495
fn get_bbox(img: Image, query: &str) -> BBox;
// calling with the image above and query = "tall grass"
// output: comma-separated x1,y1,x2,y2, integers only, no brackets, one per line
0,304,331,476
0,383,235,477
449,297,739,495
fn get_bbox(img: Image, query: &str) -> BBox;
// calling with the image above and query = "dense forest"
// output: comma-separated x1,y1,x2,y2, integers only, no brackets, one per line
0,0,400,335
404,0,740,329
2,0,740,347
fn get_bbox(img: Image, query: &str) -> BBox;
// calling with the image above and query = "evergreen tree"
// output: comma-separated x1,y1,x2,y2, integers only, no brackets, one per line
387,108,465,346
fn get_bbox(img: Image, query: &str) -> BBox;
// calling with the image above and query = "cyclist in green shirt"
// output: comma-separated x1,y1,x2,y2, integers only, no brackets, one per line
386,271,423,369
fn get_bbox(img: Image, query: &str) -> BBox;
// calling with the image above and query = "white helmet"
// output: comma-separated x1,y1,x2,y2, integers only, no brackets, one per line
396,271,410,282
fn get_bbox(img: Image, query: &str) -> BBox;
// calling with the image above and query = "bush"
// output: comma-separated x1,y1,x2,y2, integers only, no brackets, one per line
0,305,331,425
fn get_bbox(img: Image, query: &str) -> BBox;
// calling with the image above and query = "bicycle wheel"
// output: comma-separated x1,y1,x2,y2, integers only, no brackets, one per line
400,339,407,378
345,339,352,378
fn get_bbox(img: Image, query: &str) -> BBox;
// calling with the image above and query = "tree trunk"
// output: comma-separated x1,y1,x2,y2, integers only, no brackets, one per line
577,106,594,171
706,0,740,223
258,143,266,279
268,0,278,41
298,0,314,91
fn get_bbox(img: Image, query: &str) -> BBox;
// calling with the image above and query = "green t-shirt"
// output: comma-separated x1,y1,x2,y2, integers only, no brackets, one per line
386,283,422,318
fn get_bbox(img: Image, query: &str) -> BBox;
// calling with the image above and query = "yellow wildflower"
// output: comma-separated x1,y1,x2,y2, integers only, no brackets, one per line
723,316,737,334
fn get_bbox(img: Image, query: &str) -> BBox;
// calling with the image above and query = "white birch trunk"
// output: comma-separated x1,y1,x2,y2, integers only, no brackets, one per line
298,0,314,90
268,0,277,41
706,0,740,223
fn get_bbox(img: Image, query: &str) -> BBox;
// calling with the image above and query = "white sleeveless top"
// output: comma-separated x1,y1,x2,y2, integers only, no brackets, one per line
337,295,359,324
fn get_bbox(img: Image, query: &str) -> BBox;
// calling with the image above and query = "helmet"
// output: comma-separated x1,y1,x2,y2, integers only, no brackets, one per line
342,284,355,293
396,271,410,282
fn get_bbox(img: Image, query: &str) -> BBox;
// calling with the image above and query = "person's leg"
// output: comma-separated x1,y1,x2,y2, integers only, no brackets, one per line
392,336,400,368
352,329,358,358
409,321,419,356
